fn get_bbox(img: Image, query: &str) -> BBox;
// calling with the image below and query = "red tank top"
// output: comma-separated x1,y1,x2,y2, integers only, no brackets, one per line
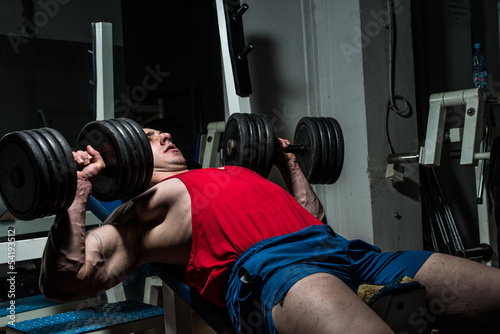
165,166,322,306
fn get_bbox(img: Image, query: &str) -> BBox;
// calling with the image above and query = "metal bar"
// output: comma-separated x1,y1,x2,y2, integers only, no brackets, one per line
477,120,489,204
461,90,486,165
92,22,114,121
421,180,441,252
456,244,493,261
202,121,226,168
431,168,464,251
434,206,452,254
448,151,490,160
429,221,440,252
389,150,490,165
285,144,306,155
387,153,419,164
421,172,452,253
420,100,446,166
443,204,464,252
215,0,251,116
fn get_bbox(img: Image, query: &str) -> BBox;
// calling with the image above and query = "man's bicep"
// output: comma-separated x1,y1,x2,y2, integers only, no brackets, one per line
84,225,138,286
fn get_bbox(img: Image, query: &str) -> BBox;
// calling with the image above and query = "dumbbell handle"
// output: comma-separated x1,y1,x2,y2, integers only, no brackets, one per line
284,144,305,155
226,140,305,156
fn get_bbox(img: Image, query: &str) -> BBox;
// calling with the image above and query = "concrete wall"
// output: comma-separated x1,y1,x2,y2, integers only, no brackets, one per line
0,0,123,45
360,0,422,250
0,0,124,143
0,0,223,161
244,0,422,250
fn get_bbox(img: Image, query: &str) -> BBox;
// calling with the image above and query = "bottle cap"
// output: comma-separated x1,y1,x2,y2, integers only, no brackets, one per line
475,43,481,49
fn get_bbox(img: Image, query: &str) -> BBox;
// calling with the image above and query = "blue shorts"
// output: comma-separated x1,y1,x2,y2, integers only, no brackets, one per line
225,224,432,334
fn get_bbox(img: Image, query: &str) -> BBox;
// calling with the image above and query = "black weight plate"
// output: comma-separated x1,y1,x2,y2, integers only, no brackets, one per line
314,118,331,184
28,130,61,216
223,113,251,169
325,117,344,184
222,115,241,167
111,119,141,199
0,131,50,220
252,114,274,178
293,121,313,181
25,131,54,218
248,114,265,175
76,120,132,201
128,118,154,194
248,114,264,175
120,118,153,197
42,128,77,211
260,114,275,179
306,118,323,185
32,128,75,214
294,117,322,183
99,120,134,200
240,114,253,170
119,118,153,197
245,114,259,172
321,118,338,184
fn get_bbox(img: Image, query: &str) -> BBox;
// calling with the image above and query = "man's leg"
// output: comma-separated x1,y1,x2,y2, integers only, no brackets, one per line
414,252,500,333
272,273,394,334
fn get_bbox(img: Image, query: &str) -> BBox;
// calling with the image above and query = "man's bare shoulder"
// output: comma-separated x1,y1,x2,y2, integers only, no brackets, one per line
104,177,189,226
92,176,192,265
147,177,190,207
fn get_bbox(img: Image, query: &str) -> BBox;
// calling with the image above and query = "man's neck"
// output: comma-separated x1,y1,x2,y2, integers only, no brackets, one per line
150,169,189,187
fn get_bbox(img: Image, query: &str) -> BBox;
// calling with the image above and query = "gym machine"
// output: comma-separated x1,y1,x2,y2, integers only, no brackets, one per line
387,87,499,266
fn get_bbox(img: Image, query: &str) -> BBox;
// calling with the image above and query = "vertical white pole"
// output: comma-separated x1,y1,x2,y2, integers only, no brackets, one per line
93,22,115,121
215,0,251,117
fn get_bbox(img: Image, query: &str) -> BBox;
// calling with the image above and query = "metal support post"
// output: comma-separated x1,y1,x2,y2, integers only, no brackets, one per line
201,121,226,168
92,22,115,121
215,0,251,116
420,88,486,166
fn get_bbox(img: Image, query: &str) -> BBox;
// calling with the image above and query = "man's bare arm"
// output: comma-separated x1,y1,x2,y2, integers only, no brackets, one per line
39,147,138,302
274,138,326,223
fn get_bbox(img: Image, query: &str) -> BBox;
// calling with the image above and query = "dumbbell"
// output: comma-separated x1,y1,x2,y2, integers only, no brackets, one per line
0,118,153,220
222,113,344,184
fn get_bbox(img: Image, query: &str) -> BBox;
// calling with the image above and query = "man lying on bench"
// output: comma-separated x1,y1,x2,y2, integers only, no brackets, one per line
39,128,500,333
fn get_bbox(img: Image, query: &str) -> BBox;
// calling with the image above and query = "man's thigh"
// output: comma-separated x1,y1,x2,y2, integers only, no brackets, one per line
272,272,393,334
414,253,500,329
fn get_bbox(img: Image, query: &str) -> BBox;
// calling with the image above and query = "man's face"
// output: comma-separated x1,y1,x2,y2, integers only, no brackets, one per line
143,128,187,172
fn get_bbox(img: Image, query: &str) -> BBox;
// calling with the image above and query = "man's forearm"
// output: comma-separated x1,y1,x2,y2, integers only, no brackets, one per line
279,160,326,222
39,180,91,299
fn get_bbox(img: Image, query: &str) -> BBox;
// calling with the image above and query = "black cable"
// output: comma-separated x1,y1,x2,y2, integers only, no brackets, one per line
384,0,412,155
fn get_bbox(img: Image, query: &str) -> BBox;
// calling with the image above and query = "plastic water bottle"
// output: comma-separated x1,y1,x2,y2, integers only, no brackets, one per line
472,43,488,90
